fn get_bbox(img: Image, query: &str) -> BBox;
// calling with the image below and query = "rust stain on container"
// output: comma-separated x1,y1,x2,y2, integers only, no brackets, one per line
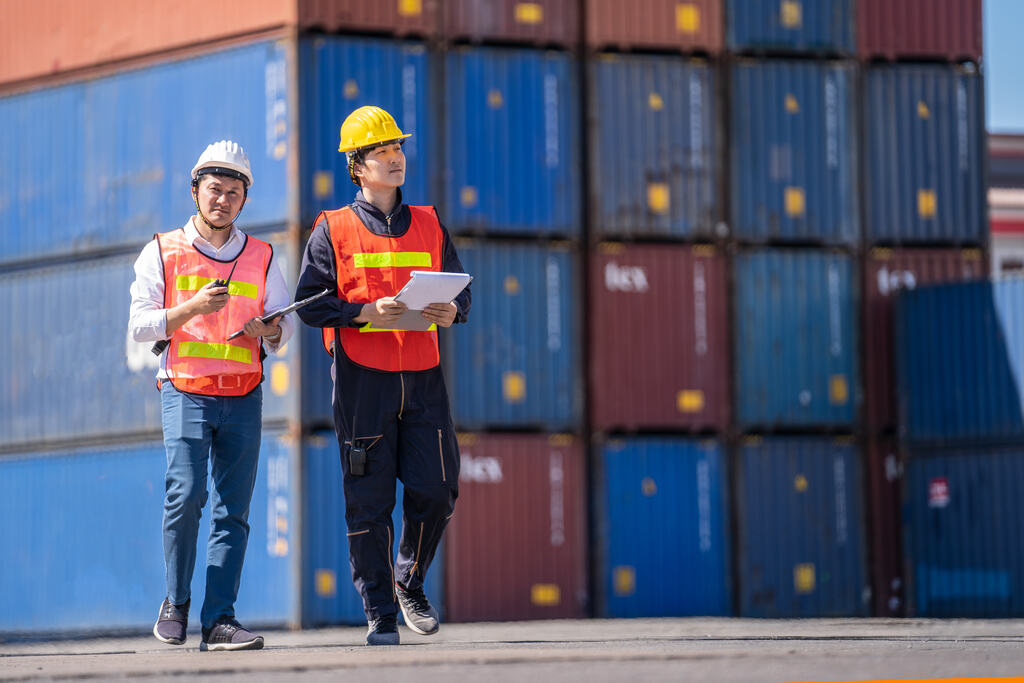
863,248,985,433
584,0,723,53
589,243,729,432
445,0,578,46
445,433,587,622
857,0,982,62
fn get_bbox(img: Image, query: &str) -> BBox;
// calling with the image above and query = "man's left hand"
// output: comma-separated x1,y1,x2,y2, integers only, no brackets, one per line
243,316,282,341
422,302,458,328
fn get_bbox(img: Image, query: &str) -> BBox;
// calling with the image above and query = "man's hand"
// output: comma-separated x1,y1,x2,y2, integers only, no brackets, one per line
242,316,282,342
354,297,408,327
189,281,229,315
422,302,458,328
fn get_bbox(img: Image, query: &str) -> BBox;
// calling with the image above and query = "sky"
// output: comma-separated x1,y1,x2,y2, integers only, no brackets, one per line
985,0,1024,133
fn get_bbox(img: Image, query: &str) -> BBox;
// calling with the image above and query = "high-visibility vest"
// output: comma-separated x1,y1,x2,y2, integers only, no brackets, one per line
158,228,271,396
320,205,443,372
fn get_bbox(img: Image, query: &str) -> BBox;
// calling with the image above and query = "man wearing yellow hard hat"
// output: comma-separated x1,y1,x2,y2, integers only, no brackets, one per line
295,106,471,645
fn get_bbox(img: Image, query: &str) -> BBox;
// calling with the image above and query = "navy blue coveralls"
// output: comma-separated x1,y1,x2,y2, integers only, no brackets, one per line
295,189,470,620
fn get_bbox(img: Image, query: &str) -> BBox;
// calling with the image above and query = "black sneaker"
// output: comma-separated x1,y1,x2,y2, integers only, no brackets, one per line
200,617,264,652
365,613,400,646
153,598,189,645
395,582,439,636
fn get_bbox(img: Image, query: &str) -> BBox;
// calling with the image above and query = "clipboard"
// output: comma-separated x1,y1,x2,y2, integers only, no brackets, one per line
380,271,472,331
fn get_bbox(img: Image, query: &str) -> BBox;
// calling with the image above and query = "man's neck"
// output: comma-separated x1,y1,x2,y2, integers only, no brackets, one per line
192,215,232,248
360,185,399,216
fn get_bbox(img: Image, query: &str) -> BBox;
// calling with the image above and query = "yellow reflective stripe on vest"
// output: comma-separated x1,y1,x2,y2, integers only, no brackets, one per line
174,275,259,300
352,252,432,269
177,341,253,364
359,322,438,333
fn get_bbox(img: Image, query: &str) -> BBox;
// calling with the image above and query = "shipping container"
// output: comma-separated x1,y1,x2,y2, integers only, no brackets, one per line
299,37,435,225
589,55,718,240
0,40,291,265
596,438,730,617
445,0,578,46
584,0,723,54
734,249,858,429
863,248,984,432
730,60,858,245
301,0,442,38
444,47,581,237
589,243,729,432
726,0,854,55
896,278,1024,446
445,433,587,621
0,229,299,450
737,437,868,617
864,65,985,245
0,430,297,634
301,431,445,626
857,0,982,63
865,436,905,617
444,241,581,431
904,447,1024,617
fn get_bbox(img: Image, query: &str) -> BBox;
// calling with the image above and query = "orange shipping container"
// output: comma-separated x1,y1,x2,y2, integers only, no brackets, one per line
584,0,723,54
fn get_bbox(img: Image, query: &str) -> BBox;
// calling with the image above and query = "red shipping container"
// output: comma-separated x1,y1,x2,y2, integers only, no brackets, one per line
303,0,441,38
584,0,723,54
445,433,587,621
863,248,985,432
445,0,578,46
865,437,904,617
857,0,982,62
589,243,729,432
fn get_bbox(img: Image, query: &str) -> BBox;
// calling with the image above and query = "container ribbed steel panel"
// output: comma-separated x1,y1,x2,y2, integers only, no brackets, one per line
596,438,730,617
0,229,298,449
590,55,718,240
589,243,729,432
301,0,442,38
905,447,1024,617
301,431,444,626
444,241,581,431
865,436,905,616
726,0,854,54
896,278,1024,446
863,248,985,433
864,65,985,246
730,60,858,245
584,0,724,53
0,41,290,265
445,0,578,46
300,37,434,225
857,0,982,63
445,433,587,621
444,47,580,237
737,437,868,617
734,249,858,429
0,430,296,633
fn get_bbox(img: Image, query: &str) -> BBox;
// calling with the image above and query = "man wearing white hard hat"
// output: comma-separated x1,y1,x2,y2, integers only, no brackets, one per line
128,140,294,651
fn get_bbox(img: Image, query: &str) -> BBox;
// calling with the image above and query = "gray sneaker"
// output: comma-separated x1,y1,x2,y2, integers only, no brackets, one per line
200,617,264,652
366,613,400,646
153,598,189,645
395,582,439,636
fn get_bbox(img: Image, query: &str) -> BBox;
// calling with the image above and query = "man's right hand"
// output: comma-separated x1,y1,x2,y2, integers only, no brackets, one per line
354,297,408,327
189,281,230,315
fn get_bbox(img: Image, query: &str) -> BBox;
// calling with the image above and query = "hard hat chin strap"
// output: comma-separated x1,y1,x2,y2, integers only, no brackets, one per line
191,184,244,231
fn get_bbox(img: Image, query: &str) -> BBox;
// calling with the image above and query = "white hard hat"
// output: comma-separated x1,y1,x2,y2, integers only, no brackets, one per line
191,139,254,189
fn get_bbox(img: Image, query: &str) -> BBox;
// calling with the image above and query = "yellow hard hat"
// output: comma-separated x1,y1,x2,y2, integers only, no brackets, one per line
338,105,411,153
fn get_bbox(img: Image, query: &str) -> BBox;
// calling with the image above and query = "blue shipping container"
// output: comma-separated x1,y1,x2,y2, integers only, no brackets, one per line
302,431,445,626
0,431,296,633
727,0,854,54
864,65,985,245
904,447,1024,617
896,278,1024,445
734,249,858,429
590,55,718,240
597,438,731,617
737,437,868,617
444,241,581,431
445,47,580,237
731,60,858,245
0,40,291,265
0,229,298,449
300,37,435,225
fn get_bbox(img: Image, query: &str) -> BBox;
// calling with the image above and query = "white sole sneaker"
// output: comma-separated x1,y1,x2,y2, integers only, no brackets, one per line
152,621,185,645
200,637,264,652
398,602,439,636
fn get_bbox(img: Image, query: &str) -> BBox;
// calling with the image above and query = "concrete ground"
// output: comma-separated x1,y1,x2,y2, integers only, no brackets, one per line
1,619,1023,682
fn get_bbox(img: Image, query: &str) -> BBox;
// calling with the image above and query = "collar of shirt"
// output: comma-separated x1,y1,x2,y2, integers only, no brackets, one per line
352,188,410,237
182,216,245,261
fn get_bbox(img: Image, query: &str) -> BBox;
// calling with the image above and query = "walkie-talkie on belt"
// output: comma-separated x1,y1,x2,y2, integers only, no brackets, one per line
151,261,237,356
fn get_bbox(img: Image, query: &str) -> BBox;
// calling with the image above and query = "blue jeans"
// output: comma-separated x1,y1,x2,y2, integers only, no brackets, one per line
160,382,262,629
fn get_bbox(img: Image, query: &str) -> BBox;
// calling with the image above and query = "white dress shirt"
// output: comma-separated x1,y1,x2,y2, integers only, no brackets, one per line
128,217,294,380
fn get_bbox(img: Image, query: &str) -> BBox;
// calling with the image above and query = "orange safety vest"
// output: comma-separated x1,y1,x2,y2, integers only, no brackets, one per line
320,205,443,372
157,228,272,396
